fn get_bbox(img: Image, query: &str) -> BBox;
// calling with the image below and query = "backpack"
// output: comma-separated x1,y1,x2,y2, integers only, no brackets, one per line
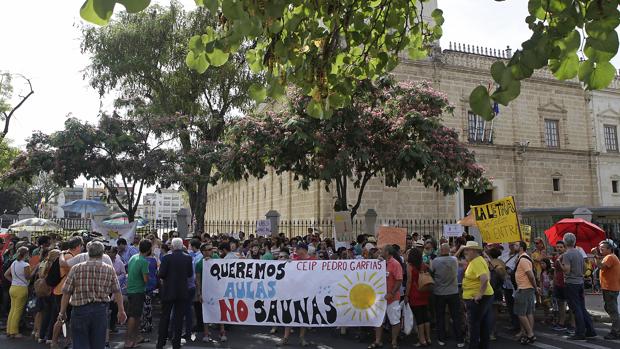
34,260,52,297
45,258,61,288
510,255,533,289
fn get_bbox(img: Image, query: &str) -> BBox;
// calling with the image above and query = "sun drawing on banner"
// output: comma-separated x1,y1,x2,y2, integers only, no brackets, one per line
335,271,386,321
108,230,120,239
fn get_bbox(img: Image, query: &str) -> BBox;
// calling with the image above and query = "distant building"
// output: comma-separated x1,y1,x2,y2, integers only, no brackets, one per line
139,189,184,223
44,185,109,219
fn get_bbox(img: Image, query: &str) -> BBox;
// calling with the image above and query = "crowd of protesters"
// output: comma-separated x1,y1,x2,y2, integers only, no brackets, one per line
0,227,618,349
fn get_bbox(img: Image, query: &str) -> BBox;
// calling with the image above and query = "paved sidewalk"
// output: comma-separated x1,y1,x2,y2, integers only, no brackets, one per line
585,293,617,322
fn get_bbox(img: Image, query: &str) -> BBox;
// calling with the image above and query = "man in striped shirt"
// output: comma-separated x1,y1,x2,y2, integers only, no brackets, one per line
59,241,127,349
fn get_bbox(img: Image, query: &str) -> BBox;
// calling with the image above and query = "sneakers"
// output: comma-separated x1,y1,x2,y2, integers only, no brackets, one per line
585,333,597,338
566,335,586,340
300,338,309,347
276,338,289,347
437,340,446,346
457,343,465,348
270,327,278,334
552,325,567,331
604,333,620,340
220,334,228,342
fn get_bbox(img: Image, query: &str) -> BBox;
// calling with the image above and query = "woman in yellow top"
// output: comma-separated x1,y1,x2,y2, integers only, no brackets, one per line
459,241,494,349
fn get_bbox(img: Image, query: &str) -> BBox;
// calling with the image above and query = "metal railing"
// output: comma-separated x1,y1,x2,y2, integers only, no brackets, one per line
203,218,458,240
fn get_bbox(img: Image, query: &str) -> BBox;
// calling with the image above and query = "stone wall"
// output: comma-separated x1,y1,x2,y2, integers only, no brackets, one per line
206,47,610,223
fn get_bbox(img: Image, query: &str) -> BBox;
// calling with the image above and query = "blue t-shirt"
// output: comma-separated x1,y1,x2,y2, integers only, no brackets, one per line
145,256,158,292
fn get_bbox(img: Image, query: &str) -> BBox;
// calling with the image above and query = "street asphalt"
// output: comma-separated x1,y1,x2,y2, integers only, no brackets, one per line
1,295,619,349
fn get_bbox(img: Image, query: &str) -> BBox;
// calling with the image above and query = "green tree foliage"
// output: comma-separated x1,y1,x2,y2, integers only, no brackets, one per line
81,2,260,233
11,172,61,216
223,78,489,219
0,72,34,141
9,114,175,222
79,1,620,122
80,0,442,119
470,0,620,120
0,139,23,214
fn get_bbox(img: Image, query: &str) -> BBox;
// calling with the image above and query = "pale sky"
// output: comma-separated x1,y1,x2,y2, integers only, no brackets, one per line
0,0,615,148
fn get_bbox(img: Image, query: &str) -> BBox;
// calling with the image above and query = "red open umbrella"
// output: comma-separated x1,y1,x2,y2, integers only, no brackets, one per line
544,218,606,252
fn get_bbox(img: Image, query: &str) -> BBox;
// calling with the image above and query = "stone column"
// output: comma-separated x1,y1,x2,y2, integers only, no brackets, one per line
266,210,280,236
364,209,378,235
176,208,190,238
572,207,593,222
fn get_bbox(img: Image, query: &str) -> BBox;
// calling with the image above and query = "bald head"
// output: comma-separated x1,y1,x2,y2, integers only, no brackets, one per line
439,243,450,256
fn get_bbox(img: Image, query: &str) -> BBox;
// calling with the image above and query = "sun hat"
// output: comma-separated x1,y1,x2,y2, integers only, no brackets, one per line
462,241,483,250
367,236,377,243
414,239,425,247
364,243,375,250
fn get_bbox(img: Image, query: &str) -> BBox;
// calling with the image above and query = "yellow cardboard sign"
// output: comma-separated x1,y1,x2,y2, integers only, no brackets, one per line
472,196,521,243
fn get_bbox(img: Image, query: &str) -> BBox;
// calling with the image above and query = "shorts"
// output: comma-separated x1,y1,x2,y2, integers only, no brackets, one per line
553,286,566,301
385,301,401,326
514,288,535,316
127,293,145,318
411,305,429,324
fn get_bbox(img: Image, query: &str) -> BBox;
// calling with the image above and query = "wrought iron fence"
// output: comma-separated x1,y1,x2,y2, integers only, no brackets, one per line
6,218,179,240
203,218,458,240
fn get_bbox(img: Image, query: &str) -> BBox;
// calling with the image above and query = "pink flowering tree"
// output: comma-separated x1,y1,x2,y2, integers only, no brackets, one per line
223,77,489,220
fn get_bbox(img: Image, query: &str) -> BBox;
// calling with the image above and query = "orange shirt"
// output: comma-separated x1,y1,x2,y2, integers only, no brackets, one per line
53,252,74,296
601,254,620,292
516,254,534,290
386,257,403,304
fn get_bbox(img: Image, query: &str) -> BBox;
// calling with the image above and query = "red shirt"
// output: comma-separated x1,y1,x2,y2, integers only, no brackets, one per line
386,257,403,304
408,264,431,306
553,255,565,288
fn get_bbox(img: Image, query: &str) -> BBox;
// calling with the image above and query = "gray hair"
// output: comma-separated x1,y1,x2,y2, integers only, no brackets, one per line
563,232,576,247
171,237,184,251
88,241,105,258
439,243,450,255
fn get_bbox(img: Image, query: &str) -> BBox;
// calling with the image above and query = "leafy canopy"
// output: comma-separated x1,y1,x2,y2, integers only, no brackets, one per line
10,114,175,221
223,77,489,218
80,0,620,121
80,0,443,119
80,2,261,232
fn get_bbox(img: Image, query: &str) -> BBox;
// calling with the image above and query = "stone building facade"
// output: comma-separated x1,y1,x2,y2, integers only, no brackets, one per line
206,45,618,224
591,83,620,207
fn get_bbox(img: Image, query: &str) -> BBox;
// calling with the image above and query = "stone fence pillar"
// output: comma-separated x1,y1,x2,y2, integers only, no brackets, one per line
572,207,592,222
266,210,280,236
176,208,190,238
364,209,378,235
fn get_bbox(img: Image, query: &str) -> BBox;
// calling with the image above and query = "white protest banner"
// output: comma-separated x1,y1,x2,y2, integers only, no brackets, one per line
202,259,386,327
443,224,464,237
256,220,272,237
91,219,137,247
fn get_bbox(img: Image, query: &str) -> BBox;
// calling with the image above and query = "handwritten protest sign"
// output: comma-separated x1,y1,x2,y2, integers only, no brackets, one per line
202,259,386,327
443,224,464,237
256,220,272,237
471,196,521,243
376,226,407,250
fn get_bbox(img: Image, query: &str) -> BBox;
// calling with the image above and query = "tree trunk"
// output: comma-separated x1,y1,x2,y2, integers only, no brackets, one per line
193,182,208,235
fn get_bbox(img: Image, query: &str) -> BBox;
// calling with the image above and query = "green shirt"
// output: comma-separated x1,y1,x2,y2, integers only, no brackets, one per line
261,251,274,260
126,254,149,294
196,258,204,277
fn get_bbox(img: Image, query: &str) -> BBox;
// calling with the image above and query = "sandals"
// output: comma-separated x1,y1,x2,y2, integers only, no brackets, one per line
519,335,536,345
368,342,383,349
